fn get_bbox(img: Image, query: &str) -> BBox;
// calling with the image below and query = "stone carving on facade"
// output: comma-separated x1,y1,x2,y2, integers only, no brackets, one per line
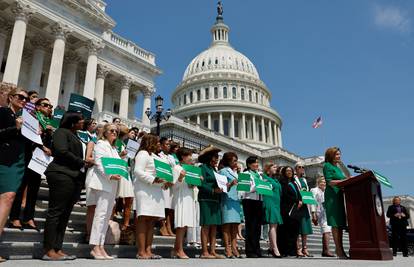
142,87,154,97
51,22,71,41
0,18,13,35
30,35,50,50
120,76,133,90
96,64,110,79
64,50,81,64
86,39,104,55
11,1,34,23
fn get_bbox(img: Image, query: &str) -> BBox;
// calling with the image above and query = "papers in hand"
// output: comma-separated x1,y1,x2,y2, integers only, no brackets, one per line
214,173,228,193
126,139,139,159
28,147,53,176
22,108,43,145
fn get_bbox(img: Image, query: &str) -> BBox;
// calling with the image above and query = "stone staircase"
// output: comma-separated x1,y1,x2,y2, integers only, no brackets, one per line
0,179,349,259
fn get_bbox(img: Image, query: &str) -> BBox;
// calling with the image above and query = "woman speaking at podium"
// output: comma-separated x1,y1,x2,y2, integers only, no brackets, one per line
323,147,348,259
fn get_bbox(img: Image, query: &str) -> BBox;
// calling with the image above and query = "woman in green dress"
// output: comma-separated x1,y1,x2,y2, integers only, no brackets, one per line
323,147,348,259
295,162,314,257
262,163,283,258
197,146,225,259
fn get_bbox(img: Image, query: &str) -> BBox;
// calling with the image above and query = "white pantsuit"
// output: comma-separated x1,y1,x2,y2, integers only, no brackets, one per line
310,187,332,234
86,140,120,245
134,150,165,218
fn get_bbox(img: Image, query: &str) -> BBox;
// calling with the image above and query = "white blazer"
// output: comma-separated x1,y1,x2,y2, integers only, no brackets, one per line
86,139,120,194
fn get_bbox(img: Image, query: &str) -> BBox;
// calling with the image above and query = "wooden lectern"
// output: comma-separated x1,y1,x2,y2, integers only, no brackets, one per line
337,171,393,260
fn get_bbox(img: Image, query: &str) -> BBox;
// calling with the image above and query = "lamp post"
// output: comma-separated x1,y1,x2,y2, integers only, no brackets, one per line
145,95,172,136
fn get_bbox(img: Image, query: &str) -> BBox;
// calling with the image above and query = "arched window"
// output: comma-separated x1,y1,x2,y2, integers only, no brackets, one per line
183,94,187,105
255,92,258,103
215,58,218,64
205,88,209,100
248,90,252,102
214,87,218,99
189,91,193,103
232,87,237,99
223,87,228,98
241,88,245,100
197,89,201,101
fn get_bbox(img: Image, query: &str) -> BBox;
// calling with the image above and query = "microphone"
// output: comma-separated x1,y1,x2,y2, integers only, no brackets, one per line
347,165,369,174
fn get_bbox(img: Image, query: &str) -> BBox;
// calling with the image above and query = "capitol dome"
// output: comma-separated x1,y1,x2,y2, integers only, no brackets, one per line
171,11,283,149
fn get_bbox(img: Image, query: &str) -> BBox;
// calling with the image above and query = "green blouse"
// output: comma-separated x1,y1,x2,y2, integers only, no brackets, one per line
198,163,220,203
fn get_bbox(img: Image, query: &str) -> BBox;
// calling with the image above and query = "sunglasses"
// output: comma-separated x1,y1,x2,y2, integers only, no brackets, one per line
15,94,29,102
109,129,119,135
40,103,53,109
297,166,305,169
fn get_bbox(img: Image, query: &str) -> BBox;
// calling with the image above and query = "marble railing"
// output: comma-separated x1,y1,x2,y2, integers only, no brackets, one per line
261,147,303,162
94,111,143,129
103,31,156,65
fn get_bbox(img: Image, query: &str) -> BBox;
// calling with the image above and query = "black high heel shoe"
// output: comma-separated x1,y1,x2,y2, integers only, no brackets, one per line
23,223,40,232
267,249,282,258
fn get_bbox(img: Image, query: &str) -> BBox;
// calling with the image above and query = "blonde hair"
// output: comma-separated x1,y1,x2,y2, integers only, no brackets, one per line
316,176,326,185
117,123,129,139
263,162,275,176
0,82,16,94
392,196,401,205
101,123,119,145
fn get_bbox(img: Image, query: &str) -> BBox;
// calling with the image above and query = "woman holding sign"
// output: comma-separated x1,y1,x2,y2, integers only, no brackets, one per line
323,147,348,259
171,147,197,259
0,87,28,263
85,123,121,259
219,152,242,258
134,134,168,259
197,146,225,259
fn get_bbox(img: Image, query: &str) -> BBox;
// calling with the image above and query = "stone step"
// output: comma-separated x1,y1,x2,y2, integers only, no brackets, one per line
35,200,87,214
34,208,86,221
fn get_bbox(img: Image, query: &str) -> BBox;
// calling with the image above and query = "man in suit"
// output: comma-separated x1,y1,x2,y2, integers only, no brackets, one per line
386,196,410,257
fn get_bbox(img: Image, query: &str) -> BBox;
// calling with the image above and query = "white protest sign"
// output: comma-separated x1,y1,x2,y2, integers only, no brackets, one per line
214,172,228,193
126,139,139,159
28,147,53,176
22,108,43,145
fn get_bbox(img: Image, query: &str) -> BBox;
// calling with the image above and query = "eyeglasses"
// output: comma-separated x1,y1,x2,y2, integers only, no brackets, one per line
40,103,53,109
14,94,28,102
109,129,118,135
297,166,304,169
30,95,38,99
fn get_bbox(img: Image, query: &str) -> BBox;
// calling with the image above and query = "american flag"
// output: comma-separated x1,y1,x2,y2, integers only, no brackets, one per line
312,116,323,128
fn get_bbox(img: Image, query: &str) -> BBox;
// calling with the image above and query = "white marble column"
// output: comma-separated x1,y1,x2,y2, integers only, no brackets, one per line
219,112,224,134
196,114,200,125
28,36,48,92
141,89,152,126
261,117,266,142
207,113,212,129
45,23,70,106
252,115,257,141
277,126,283,147
119,76,132,119
273,123,278,146
0,19,11,73
59,51,79,108
268,120,273,145
241,113,246,139
94,64,109,113
230,112,235,138
83,40,103,100
2,2,32,84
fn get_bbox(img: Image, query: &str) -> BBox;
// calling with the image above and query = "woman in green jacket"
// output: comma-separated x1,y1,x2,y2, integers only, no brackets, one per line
198,146,225,259
323,147,348,259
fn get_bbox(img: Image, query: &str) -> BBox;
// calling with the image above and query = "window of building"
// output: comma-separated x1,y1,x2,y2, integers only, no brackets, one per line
183,94,187,105
249,90,252,102
232,87,237,99
203,120,208,128
205,88,209,100
234,120,239,137
241,88,245,100
223,87,227,98
213,120,219,132
113,101,120,114
197,89,201,101
189,91,193,103
215,58,218,64
255,92,259,103
214,87,218,99
178,97,181,106
261,93,264,104
223,120,229,136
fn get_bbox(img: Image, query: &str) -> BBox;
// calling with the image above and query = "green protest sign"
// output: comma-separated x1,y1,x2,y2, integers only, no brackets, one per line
101,157,129,180
68,93,95,119
115,139,124,154
52,108,65,128
373,171,392,188
254,178,273,196
77,130,90,143
154,158,173,182
182,164,202,186
237,173,251,192
300,191,318,205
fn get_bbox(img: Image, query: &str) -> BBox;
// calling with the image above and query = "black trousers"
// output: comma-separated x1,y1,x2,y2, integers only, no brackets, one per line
9,167,42,222
43,172,82,251
391,224,408,255
278,213,300,256
242,199,263,257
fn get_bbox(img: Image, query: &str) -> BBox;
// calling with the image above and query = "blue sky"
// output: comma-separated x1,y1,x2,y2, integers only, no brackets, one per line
105,0,413,197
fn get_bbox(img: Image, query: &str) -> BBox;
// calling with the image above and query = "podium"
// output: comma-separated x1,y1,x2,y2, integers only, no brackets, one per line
337,171,393,260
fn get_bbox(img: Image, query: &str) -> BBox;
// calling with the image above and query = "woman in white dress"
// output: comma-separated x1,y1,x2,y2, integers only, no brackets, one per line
171,148,196,259
134,134,171,259
310,176,334,257
85,123,121,259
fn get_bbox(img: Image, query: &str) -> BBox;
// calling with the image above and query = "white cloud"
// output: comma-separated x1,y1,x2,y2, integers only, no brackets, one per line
373,5,411,33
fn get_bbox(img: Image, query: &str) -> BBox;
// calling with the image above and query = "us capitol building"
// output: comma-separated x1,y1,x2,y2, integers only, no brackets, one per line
0,0,323,179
